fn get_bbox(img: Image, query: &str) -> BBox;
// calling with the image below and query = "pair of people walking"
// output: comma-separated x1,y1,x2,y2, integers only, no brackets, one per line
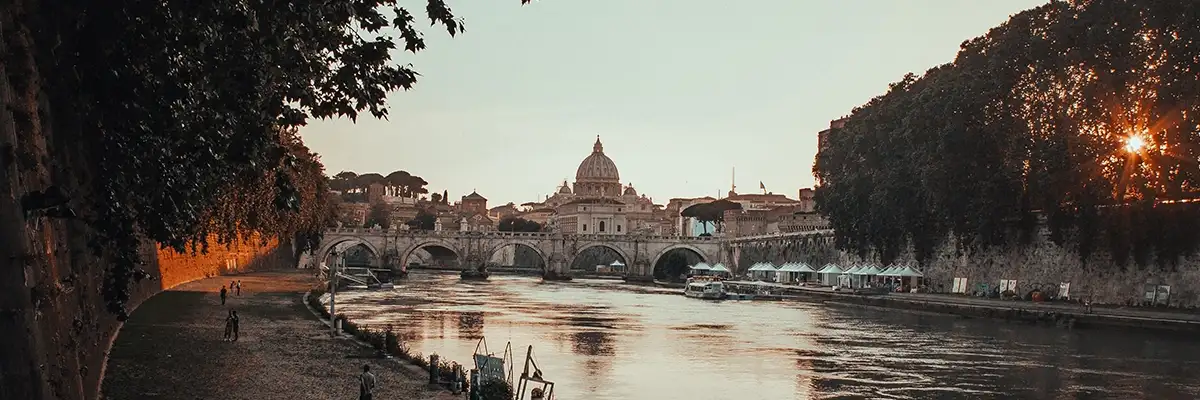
223,310,240,341
229,280,242,296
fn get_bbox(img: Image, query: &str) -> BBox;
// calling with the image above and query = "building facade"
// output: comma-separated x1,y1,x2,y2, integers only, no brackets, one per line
519,137,673,235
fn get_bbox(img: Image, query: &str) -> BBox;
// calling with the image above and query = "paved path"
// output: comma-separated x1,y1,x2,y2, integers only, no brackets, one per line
101,271,457,400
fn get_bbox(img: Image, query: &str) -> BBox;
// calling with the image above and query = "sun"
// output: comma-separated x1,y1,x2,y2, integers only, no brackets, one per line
1124,135,1146,153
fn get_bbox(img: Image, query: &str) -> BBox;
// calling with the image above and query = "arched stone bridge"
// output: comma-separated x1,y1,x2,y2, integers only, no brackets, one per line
315,228,730,278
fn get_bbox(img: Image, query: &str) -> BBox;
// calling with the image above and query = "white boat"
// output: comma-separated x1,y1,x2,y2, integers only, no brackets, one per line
684,277,726,300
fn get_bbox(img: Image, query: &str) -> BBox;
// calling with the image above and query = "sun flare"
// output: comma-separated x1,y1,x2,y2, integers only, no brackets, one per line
1124,135,1146,153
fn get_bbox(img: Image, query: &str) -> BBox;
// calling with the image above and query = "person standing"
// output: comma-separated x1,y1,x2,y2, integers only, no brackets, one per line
235,280,242,296
358,364,377,400
223,310,234,341
219,286,227,305
231,310,240,341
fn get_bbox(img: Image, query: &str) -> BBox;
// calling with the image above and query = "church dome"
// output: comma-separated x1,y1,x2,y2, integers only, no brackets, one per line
575,136,620,182
623,184,637,196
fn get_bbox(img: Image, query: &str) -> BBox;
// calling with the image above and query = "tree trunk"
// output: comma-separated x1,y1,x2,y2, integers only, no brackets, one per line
1,2,53,398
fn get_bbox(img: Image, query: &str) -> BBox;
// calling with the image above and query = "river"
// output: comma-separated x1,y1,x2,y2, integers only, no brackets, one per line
327,272,1200,400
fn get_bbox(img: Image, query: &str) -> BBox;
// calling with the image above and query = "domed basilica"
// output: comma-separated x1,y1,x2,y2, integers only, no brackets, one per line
523,137,672,235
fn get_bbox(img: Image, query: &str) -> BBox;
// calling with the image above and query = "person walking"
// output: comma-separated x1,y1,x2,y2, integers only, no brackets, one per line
223,310,234,341
235,280,242,296
358,364,377,400
219,286,227,305
231,310,240,341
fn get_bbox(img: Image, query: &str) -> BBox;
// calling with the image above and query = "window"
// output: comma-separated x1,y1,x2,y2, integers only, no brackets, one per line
617,225,622,232
618,208,622,212
600,221,606,232
583,224,588,232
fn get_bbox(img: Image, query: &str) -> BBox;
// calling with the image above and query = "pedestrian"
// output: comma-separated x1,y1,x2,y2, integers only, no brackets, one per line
223,310,234,341
236,280,242,296
219,286,227,305
231,310,240,341
358,364,377,400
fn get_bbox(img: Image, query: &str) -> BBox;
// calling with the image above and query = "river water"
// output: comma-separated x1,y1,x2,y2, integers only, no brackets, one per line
327,272,1200,400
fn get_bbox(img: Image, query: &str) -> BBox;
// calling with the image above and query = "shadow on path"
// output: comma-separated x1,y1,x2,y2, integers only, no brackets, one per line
101,271,449,400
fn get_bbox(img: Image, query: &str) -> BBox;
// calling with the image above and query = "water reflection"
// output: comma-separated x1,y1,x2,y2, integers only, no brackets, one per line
328,273,1200,400
458,312,485,341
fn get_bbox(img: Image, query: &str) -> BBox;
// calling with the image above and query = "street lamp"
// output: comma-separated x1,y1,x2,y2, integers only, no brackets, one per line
1124,135,1146,154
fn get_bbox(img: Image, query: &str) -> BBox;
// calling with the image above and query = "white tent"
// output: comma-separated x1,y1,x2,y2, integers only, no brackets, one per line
691,262,712,272
855,265,882,276
776,262,804,284
877,265,897,276
894,266,924,277
817,264,845,286
747,262,779,282
843,265,863,275
610,260,626,267
709,263,731,276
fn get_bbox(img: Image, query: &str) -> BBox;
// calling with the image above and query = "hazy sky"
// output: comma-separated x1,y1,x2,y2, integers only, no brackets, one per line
300,0,1047,206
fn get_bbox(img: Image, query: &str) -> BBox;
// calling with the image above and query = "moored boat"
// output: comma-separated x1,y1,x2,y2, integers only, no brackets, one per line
683,276,726,300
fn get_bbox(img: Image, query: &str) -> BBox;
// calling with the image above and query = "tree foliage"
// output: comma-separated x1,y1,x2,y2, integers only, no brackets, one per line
330,169,430,200
813,0,1200,269
406,210,437,231
498,216,543,232
681,199,743,234
18,0,531,319
364,203,392,229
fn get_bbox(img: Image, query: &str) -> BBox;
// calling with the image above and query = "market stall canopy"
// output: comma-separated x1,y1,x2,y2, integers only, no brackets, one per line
795,263,816,273
855,265,882,275
710,264,731,273
748,263,779,272
817,264,845,274
877,266,898,276
893,266,924,277
691,262,712,271
777,263,804,272
609,260,626,267
843,265,863,275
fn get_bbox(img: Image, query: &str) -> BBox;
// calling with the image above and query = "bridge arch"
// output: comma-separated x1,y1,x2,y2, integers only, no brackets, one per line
314,236,382,268
485,240,549,270
651,244,710,281
570,242,631,271
400,239,463,270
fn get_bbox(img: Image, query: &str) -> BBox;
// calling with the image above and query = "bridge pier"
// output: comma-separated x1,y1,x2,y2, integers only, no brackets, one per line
544,252,571,281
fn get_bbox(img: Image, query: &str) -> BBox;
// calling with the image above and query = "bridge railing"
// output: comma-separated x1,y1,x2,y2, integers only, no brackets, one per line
323,227,724,242
726,229,835,243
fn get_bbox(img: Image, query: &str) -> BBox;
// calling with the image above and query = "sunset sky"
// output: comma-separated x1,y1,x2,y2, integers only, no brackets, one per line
300,0,1047,205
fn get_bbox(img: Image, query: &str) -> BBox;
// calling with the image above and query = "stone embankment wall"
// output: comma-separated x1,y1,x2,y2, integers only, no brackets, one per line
737,231,1200,308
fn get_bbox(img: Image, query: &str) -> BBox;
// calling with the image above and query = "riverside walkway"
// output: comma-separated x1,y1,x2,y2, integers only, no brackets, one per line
101,271,455,400
723,280,1200,333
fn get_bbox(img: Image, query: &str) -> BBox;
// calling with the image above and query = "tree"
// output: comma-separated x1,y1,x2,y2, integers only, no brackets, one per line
406,210,437,231
384,170,411,197
430,192,443,203
812,0,1200,267
443,190,450,203
3,1,533,398
681,200,743,234
498,216,543,232
364,203,392,229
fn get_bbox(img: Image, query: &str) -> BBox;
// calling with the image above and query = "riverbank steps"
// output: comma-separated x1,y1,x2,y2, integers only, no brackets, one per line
721,281,1200,335
100,271,458,400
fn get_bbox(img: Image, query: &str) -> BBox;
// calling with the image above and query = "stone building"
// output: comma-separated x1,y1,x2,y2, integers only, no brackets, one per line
520,137,673,235
720,189,829,237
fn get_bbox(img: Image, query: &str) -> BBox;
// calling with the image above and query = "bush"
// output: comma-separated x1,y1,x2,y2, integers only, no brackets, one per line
479,379,514,400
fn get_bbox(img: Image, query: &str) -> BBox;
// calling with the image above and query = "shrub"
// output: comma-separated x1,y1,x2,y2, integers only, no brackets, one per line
479,379,513,400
